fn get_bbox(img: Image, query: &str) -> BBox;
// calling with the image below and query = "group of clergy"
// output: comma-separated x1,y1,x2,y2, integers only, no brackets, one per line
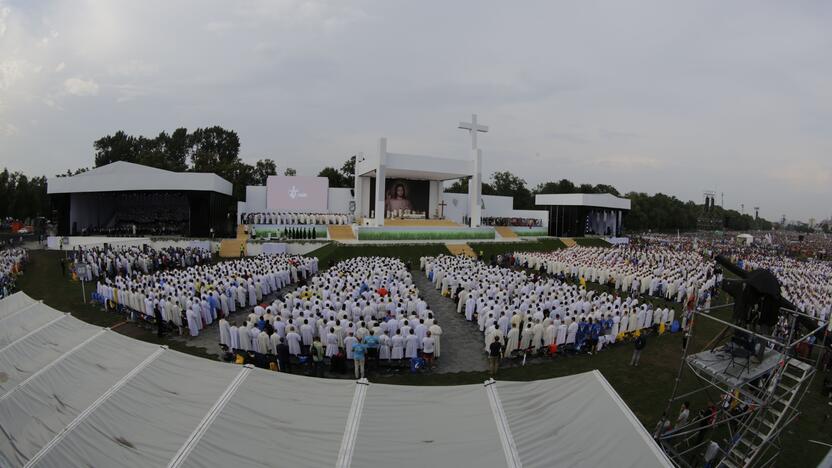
70,244,212,281
423,254,675,357
95,254,318,337
727,252,831,323
0,247,26,299
216,256,443,366
240,212,353,226
516,246,720,308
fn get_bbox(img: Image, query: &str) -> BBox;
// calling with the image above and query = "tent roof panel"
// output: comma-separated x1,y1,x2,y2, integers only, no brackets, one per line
351,383,506,468
0,294,670,468
182,370,356,468
47,161,233,196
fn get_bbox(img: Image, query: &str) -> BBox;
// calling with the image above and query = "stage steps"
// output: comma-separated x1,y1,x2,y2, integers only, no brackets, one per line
721,358,812,467
220,239,246,258
495,226,519,239
446,243,476,257
327,225,355,241
561,238,577,247
236,224,249,241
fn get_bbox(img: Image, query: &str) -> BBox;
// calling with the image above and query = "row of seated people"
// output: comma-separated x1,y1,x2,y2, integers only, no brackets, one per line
241,212,353,225
481,217,543,227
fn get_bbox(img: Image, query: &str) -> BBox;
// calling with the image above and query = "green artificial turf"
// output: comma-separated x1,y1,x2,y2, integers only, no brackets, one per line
357,230,495,240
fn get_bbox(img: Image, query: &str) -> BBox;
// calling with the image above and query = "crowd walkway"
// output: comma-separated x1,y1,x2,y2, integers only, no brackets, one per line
412,270,488,373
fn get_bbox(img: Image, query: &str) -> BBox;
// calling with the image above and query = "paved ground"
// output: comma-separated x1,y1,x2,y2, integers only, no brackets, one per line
412,269,488,373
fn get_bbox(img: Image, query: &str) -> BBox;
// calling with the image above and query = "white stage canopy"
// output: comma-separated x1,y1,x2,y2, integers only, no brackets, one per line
0,292,671,468
535,193,631,211
47,161,233,196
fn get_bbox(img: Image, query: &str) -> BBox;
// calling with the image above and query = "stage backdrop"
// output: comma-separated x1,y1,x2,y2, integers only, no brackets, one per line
369,178,429,218
266,176,328,212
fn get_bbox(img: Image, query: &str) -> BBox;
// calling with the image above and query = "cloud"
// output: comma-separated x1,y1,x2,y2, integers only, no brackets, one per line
0,60,24,89
0,123,19,136
590,155,664,171
0,5,9,37
768,161,832,191
55,62,65,72
63,77,99,96
107,59,158,77
204,20,234,33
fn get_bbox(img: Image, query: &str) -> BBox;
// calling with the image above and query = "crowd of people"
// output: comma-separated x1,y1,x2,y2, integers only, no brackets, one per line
1,247,27,298
422,254,677,373
93,254,318,335
216,257,443,377
481,216,543,227
515,245,722,308
68,244,213,281
240,212,353,225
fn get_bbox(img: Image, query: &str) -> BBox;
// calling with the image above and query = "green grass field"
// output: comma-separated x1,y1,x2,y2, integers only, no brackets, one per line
357,229,495,240
14,246,831,467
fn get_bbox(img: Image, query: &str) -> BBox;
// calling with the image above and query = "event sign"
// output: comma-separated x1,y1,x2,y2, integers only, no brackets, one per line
266,176,328,212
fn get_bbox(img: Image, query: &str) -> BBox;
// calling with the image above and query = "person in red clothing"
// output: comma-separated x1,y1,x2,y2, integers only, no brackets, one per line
377,286,388,297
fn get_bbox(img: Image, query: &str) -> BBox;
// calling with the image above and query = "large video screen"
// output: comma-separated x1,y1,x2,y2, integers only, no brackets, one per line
369,178,430,218
266,175,328,212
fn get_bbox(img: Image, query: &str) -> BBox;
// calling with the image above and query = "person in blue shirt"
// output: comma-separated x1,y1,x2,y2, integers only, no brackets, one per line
256,317,266,331
364,330,379,366
576,318,588,352
588,318,601,354
352,337,367,379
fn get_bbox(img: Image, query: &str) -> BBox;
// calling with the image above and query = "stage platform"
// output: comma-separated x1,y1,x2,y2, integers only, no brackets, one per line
687,346,782,388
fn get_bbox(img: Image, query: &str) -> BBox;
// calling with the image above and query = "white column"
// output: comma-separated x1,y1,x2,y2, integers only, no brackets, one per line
428,180,440,219
469,149,483,227
353,173,363,221
374,138,387,226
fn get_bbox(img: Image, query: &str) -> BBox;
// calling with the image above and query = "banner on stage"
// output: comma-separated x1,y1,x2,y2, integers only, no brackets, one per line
266,176,328,212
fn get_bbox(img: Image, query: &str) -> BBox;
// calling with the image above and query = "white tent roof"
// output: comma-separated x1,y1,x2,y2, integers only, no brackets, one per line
535,193,631,211
47,161,233,196
0,292,671,468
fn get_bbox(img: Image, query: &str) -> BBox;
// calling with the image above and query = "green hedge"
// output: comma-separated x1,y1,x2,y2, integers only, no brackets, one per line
357,230,495,241
305,242,451,267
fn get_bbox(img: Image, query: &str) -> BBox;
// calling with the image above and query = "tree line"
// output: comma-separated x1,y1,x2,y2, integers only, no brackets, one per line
2,125,774,232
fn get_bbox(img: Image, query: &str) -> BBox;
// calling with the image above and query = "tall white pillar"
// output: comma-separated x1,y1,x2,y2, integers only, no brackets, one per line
469,149,483,227
353,172,363,221
374,138,387,226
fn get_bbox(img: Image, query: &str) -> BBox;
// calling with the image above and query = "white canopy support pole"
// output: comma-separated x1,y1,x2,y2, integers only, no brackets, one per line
24,346,167,468
484,379,522,468
0,313,67,355
336,378,369,468
0,300,43,323
0,328,107,403
167,364,253,468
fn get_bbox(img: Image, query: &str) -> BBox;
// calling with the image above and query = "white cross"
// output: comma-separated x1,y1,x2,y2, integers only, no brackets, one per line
458,114,488,150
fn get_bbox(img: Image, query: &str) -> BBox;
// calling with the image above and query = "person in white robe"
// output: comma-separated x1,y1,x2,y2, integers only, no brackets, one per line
325,329,339,357
237,323,251,351
404,330,420,359
286,327,301,356
391,331,405,360
428,322,442,358
229,322,239,350
218,318,231,348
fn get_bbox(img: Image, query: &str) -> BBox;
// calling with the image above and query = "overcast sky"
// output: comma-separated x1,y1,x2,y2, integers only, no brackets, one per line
1,0,830,221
